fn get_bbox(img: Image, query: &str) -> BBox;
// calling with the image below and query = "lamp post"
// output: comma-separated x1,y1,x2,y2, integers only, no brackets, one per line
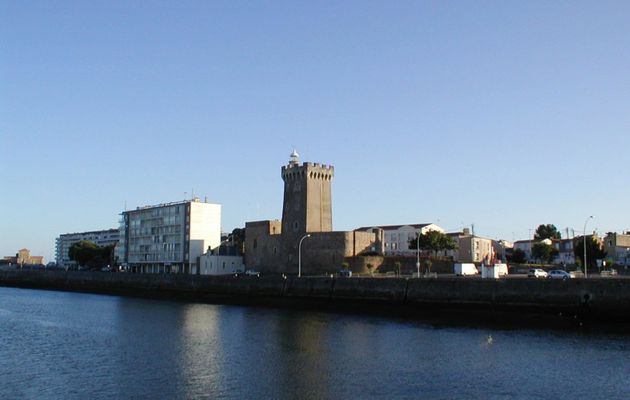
583,216,593,278
416,233,420,278
298,234,311,278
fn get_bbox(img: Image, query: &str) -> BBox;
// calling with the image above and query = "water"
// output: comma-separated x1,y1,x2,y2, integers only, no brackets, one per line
1,287,629,400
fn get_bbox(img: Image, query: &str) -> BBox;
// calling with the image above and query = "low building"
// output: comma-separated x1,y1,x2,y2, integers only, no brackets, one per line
514,237,576,264
555,238,575,265
55,229,120,269
2,249,45,266
356,224,443,255
198,252,244,275
118,198,221,274
457,234,495,263
513,239,535,261
604,232,630,266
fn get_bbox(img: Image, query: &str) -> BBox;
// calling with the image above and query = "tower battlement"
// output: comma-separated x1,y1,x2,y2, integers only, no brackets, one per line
281,162,335,181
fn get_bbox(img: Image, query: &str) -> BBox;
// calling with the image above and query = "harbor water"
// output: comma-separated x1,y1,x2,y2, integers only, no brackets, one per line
1,287,629,399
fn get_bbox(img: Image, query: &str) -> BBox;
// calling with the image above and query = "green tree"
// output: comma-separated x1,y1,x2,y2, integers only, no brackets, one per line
510,248,526,264
408,230,457,257
574,236,606,269
68,241,114,270
531,242,558,264
534,224,561,240
228,228,246,255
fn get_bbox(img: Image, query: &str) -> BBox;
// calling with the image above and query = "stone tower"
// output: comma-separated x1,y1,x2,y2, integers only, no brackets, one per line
280,150,334,235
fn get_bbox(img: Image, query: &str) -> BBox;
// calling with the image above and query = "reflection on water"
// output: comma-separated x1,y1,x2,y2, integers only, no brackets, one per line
1,287,630,399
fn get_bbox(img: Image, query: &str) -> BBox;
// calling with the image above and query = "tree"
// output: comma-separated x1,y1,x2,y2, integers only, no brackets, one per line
574,236,606,269
227,228,245,255
68,241,114,270
534,224,561,240
408,230,458,257
510,248,526,264
531,242,558,264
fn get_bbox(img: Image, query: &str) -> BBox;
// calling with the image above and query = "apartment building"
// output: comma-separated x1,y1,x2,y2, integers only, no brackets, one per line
55,228,120,269
118,198,221,274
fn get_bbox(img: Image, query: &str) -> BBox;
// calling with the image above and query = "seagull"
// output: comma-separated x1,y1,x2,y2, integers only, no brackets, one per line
487,335,493,345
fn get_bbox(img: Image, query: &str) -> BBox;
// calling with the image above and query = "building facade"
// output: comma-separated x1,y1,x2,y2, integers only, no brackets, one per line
118,198,221,274
55,229,120,269
604,232,630,266
513,237,576,264
198,252,245,275
356,224,443,255
245,151,382,275
451,233,495,263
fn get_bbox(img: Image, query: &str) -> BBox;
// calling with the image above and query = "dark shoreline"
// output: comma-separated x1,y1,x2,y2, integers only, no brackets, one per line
2,270,630,333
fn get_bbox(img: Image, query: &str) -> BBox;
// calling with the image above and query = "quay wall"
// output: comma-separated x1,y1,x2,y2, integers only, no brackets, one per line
2,270,630,323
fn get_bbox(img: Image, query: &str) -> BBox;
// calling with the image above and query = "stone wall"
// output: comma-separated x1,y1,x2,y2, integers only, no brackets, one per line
4,270,630,324
244,220,282,271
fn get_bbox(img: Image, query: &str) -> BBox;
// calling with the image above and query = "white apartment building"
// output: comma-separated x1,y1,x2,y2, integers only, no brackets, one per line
118,198,221,274
55,229,120,269
356,223,444,255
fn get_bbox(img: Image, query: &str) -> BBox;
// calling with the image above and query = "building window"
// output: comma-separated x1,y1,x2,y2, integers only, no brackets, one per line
253,239,257,249
293,221,299,232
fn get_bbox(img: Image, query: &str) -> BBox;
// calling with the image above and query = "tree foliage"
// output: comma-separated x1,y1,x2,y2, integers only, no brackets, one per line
408,230,457,256
510,248,527,264
534,224,561,240
228,228,246,255
531,242,558,263
574,236,606,268
68,241,115,270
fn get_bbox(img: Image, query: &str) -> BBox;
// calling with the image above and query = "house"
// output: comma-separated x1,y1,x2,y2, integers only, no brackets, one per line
355,223,443,256
603,232,630,266
446,229,496,263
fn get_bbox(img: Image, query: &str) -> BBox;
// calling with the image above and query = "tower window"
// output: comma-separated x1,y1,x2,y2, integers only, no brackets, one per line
293,221,299,232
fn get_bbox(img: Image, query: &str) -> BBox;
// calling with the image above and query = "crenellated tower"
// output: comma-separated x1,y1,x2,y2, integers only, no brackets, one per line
280,149,334,236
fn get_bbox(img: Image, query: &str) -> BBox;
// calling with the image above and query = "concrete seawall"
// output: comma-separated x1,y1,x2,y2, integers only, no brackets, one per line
2,270,630,326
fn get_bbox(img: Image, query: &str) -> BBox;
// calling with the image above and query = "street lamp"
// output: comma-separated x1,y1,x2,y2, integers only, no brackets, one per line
583,216,593,278
298,234,311,278
416,233,420,278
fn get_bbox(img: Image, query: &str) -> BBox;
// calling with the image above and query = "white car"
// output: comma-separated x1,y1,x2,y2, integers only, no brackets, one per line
527,268,548,278
547,270,572,280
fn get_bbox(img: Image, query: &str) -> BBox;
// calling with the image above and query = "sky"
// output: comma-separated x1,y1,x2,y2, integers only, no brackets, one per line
1,1,629,262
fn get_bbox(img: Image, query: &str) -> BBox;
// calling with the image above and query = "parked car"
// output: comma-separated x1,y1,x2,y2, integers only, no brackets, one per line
245,269,260,277
548,270,572,280
527,268,548,278
338,269,352,278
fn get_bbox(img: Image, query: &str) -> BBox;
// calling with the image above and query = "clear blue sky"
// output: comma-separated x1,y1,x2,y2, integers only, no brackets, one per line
2,1,629,262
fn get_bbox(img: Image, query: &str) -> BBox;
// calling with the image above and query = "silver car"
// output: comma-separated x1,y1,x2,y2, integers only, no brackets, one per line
548,270,572,280
528,268,548,278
